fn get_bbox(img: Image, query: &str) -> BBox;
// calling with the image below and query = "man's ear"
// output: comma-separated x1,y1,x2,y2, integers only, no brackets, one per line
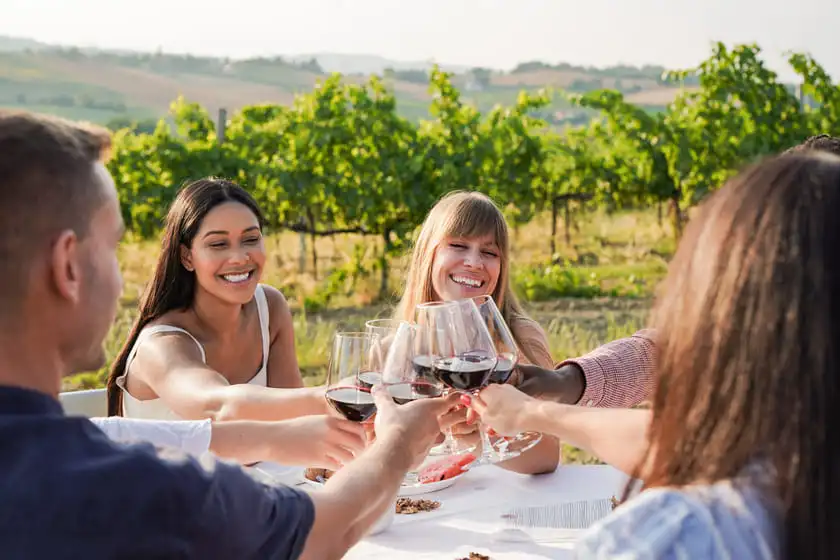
51,230,82,304
180,244,194,272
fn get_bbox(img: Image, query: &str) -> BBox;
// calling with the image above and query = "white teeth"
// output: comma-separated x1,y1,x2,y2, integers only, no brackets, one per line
451,275,483,288
222,272,250,283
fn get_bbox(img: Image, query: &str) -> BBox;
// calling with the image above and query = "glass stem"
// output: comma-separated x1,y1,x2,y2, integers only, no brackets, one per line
478,422,496,463
471,388,496,464
442,387,460,452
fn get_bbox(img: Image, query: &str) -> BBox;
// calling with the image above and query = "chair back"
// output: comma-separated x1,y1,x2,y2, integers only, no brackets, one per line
59,388,107,418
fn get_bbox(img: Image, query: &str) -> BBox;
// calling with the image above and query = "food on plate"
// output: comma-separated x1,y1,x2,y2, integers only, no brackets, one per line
610,495,619,510
456,553,490,560
395,497,441,514
417,452,475,484
304,467,334,483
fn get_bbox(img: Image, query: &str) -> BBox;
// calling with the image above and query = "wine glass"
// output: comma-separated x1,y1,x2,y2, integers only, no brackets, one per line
472,295,543,463
365,318,403,340
417,299,494,456
324,332,378,424
378,321,448,486
364,318,402,387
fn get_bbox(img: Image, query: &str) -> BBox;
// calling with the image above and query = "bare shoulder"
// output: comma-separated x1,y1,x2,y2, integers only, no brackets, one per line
260,284,294,341
261,283,290,311
132,318,205,371
145,308,191,331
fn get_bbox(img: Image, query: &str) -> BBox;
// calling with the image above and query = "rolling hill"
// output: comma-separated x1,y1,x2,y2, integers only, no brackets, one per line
0,35,690,129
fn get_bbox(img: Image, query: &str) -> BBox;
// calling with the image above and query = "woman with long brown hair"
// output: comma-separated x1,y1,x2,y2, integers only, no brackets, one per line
105,178,365,464
468,152,840,557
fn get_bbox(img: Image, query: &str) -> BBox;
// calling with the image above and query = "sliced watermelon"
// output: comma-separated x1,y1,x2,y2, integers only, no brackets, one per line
417,453,476,484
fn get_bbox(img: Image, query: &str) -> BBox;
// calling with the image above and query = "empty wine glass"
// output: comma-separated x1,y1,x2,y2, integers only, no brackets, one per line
472,295,543,463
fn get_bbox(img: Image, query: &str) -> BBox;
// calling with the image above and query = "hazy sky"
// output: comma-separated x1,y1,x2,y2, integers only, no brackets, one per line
2,0,836,79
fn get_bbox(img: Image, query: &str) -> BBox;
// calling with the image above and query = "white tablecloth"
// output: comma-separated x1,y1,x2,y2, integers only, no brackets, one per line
88,416,628,557
344,464,629,559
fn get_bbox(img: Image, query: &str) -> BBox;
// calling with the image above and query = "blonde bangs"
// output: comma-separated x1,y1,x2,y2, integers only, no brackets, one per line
439,193,509,253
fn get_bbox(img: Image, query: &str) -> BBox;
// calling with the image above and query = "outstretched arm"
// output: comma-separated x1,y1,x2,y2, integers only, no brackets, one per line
467,384,652,477
127,332,327,422
560,329,656,408
90,415,367,470
515,329,657,409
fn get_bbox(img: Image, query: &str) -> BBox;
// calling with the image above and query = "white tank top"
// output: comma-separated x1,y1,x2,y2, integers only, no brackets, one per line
116,284,271,420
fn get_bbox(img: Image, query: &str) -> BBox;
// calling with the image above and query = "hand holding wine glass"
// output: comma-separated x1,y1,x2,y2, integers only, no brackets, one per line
371,386,460,470
380,321,443,403
470,294,544,462
425,298,497,395
473,295,517,385
463,383,538,437
324,332,379,424
415,300,486,455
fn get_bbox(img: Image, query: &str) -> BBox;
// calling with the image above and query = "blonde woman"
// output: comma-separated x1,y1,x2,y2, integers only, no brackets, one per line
394,191,560,474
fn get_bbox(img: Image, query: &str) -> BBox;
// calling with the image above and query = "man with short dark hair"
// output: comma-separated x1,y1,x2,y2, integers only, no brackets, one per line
0,109,453,559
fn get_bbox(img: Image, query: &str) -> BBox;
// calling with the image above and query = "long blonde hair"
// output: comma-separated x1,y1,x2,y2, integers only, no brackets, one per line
394,191,551,367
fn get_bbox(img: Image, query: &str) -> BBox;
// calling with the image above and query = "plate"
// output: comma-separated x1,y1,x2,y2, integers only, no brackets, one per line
247,462,305,486
301,468,467,497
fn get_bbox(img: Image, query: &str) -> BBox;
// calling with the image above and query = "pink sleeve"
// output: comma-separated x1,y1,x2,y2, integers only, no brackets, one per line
557,329,656,408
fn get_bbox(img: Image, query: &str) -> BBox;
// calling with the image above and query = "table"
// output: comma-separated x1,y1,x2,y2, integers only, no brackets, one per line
343,464,629,559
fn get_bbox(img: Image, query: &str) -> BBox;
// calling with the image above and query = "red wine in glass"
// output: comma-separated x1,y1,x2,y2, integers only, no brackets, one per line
411,354,433,377
409,354,441,394
357,371,382,389
325,386,376,422
488,356,515,384
432,353,495,392
388,381,444,404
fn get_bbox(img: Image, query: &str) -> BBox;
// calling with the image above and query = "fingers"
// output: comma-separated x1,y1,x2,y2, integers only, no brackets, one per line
410,390,461,416
438,406,467,430
332,417,367,438
507,367,524,387
450,420,478,436
325,445,357,466
444,391,463,407
371,385,397,413
329,423,367,454
463,391,487,415
465,407,478,425
357,421,376,446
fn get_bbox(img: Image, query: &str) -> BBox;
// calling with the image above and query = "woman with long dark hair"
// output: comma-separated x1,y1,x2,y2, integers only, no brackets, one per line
468,152,840,558
106,179,351,433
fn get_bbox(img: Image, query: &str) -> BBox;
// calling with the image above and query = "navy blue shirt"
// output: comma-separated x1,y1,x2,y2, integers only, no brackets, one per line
0,386,315,559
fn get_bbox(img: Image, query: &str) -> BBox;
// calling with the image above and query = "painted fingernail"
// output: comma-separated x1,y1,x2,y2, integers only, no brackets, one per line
460,394,471,406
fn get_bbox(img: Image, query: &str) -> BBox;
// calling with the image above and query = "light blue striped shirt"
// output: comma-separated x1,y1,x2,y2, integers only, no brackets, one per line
575,478,779,559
